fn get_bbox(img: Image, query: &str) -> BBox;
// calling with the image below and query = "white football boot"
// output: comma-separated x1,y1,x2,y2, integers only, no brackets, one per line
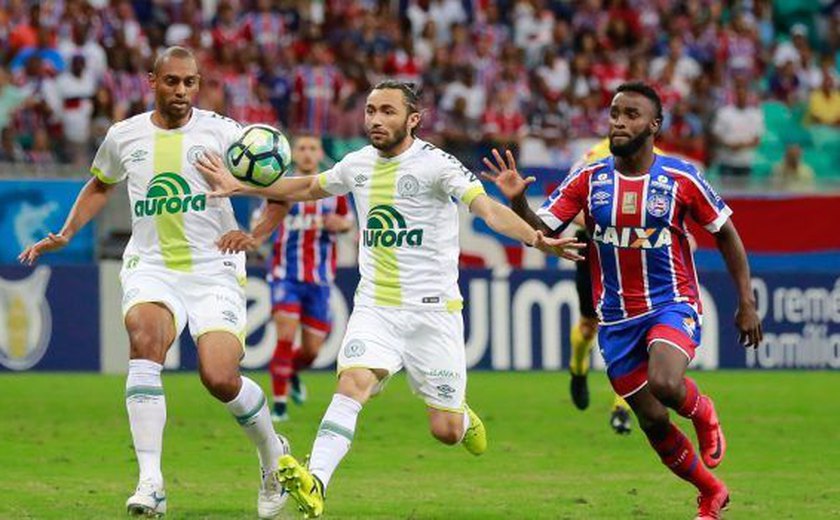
258,434,291,519
126,480,167,517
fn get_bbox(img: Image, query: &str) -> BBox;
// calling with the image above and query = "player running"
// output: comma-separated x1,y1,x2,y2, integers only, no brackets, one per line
483,82,762,520
19,47,289,519
195,79,584,518
217,134,354,421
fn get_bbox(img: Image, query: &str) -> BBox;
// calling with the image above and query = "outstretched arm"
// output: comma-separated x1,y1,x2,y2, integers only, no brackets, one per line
480,148,554,235
196,152,331,201
714,220,763,348
19,177,116,265
469,194,585,260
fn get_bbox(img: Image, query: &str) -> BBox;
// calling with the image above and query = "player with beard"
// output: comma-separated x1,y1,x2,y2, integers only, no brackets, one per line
482,82,762,519
194,79,585,517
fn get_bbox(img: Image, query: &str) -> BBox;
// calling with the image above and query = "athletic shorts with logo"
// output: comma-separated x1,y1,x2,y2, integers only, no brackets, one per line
337,306,466,412
270,278,332,335
120,260,247,346
599,302,701,398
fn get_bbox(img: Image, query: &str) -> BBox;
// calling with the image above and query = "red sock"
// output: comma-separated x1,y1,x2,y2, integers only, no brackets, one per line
268,339,294,400
677,377,712,424
292,349,317,372
648,423,721,494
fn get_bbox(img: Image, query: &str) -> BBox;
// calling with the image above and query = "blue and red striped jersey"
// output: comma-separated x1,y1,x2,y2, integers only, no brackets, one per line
537,154,732,324
270,195,352,285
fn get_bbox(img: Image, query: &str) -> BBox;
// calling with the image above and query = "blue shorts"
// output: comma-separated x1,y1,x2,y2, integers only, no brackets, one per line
270,278,332,335
598,303,701,398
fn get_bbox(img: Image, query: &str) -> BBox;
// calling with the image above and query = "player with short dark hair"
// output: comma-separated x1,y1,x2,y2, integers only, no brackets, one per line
483,81,762,520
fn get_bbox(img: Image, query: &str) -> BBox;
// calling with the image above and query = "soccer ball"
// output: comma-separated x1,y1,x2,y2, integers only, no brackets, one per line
225,124,292,187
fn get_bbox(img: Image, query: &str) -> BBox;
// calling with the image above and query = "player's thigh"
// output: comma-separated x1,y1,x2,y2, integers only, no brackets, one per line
646,305,700,396
182,271,246,349
121,268,186,362
403,311,467,413
599,320,650,399
300,283,332,342
271,278,302,341
336,307,404,397
301,328,326,357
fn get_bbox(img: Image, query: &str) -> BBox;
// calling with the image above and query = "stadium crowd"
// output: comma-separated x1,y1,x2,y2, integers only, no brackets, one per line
1,0,839,187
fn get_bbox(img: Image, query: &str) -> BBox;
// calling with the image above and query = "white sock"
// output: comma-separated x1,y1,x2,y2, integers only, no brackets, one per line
458,410,471,443
226,376,283,470
309,394,362,489
126,359,166,487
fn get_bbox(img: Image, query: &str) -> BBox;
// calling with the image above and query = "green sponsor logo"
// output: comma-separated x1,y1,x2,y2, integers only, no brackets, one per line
134,172,206,217
363,204,423,248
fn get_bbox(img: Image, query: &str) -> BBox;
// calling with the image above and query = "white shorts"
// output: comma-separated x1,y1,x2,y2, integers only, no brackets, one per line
337,306,467,412
120,263,246,346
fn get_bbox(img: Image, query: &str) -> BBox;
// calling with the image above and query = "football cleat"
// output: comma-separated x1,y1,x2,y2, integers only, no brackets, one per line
695,484,730,519
290,374,307,406
610,406,632,435
694,396,726,468
126,480,167,517
276,454,325,518
462,405,487,456
570,374,590,410
258,434,291,519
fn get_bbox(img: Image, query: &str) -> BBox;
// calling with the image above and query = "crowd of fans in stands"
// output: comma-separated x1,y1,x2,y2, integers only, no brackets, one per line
1,0,839,186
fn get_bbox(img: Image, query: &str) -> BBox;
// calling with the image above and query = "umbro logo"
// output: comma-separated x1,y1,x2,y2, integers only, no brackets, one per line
353,174,368,186
129,150,148,163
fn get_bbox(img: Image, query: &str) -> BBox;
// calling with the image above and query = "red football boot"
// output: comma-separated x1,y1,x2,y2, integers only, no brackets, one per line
695,484,730,520
694,396,726,468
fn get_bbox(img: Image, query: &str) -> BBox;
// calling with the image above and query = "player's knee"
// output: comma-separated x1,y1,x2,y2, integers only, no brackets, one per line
429,416,463,445
647,372,683,403
200,370,241,402
336,370,378,404
126,326,167,362
636,407,669,436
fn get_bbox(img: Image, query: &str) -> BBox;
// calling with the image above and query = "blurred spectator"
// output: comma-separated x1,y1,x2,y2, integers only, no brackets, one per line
773,23,811,69
769,60,806,105
58,21,108,83
712,83,764,177
658,99,706,164
772,144,815,191
435,96,481,166
211,1,246,50
90,87,115,147
534,48,570,105
807,75,840,127
650,39,701,88
0,68,27,131
440,66,485,121
0,126,26,162
10,26,65,76
483,88,528,155
291,41,343,135
242,83,279,127
56,55,96,165
27,128,57,165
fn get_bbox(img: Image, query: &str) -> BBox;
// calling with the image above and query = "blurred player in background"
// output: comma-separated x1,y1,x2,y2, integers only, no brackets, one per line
196,80,584,518
19,47,289,519
216,135,353,422
484,82,762,520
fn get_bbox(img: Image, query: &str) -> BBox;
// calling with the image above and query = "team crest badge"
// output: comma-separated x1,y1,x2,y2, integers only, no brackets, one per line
646,193,670,217
397,174,420,197
344,339,366,358
187,145,208,165
0,267,52,370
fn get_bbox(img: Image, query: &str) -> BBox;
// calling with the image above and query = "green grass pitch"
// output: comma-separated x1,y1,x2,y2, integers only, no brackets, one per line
1,371,838,519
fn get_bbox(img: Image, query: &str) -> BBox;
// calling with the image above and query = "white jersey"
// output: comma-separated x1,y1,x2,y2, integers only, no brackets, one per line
91,109,245,273
318,138,485,311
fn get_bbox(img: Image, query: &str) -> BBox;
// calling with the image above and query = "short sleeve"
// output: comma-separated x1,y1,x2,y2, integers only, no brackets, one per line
535,168,589,233
438,153,485,206
317,159,351,196
221,118,243,151
681,168,732,233
90,127,125,184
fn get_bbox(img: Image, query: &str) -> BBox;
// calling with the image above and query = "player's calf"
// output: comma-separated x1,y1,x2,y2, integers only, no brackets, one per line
428,409,464,445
